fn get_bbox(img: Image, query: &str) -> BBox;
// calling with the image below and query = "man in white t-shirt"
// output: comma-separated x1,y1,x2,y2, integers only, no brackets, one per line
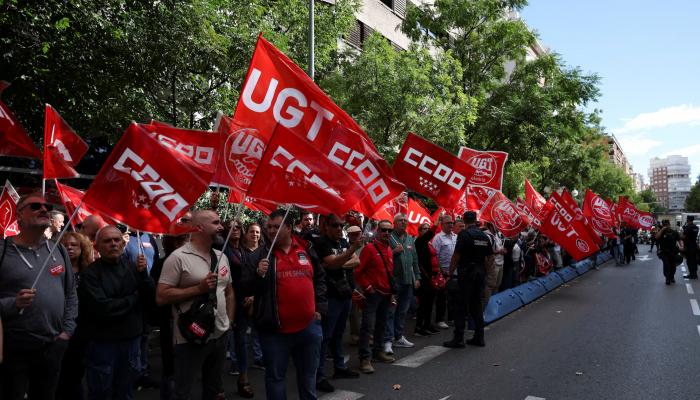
156,211,234,400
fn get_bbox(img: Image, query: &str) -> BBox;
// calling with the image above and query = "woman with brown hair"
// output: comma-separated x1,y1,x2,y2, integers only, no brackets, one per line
56,232,94,400
242,223,264,252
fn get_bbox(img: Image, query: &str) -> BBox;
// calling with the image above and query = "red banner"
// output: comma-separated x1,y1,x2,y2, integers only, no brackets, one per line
142,121,221,177
478,191,530,238
406,198,435,236
392,133,476,208
605,198,620,224
590,216,617,239
228,188,275,216
0,180,20,237
540,193,598,261
82,123,211,233
233,33,367,150
55,182,118,227
43,105,88,179
515,196,542,228
466,185,496,216
0,81,43,159
457,147,508,190
535,252,553,275
525,179,552,218
246,124,366,217
637,210,655,230
561,189,603,245
211,113,267,193
322,123,405,218
582,189,615,226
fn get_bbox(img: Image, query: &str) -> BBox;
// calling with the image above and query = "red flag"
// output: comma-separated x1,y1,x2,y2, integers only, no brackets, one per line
322,123,405,218
582,189,615,226
541,191,598,260
590,216,617,239
227,188,275,216
371,198,398,221
535,252,553,275
618,197,644,229
245,124,366,217
142,122,221,176
466,185,496,215
515,196,542,228
211,113,267,192
0,81,43,159
478,191,530,238
561,189,603,245
406,198,435,236
431,207,445,222
605,198,620,224
0,180,20,236
169,224,199,236
234,34,367,149
637,211,655,230
55,182,118,227
43,105,89,179
457,147,508,190
82,123,211,233
393,133,476,208
525,179,552,218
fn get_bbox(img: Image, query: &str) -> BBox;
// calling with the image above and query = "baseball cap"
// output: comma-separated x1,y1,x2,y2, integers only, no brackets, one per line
464,211,477,220
346,226,362,234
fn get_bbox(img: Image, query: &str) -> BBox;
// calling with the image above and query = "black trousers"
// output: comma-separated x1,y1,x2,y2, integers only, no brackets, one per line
0,338,69,400
434,287,450,323
416,284,436,329
173,335,227,400
687,250,698,277
55,333,86,400
661,253,676,279
624,243,635,263
452,269,486,337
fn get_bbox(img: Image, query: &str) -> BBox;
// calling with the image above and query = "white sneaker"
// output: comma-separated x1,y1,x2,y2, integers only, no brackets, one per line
437,322,449,329
384,341,393,355
394,336,414,348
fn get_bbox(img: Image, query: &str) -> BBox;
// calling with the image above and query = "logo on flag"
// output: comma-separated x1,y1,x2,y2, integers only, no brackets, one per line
223,126,266,192
466,153,497,185
0,199,11,231
491,200,520,231
576,238,590,253
639,215,654,227
591,197,612,219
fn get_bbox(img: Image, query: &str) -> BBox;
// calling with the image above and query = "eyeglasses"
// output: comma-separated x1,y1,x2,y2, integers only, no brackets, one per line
380,228,393,233
18,202,53,212
329,223,343,228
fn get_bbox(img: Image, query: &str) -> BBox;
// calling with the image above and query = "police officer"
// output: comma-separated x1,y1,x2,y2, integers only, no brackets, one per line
443,211,495,348
682,216,699,279
655,220,684,285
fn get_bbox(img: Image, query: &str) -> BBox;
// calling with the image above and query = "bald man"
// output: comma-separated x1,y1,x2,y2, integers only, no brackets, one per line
79,225,154,398
81,215,105,243
157,211,235,400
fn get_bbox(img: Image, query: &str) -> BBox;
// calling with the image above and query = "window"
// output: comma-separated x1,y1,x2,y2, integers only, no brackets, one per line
379,0,393,9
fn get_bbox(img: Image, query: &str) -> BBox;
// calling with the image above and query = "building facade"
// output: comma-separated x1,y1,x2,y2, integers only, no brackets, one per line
648,155,692,213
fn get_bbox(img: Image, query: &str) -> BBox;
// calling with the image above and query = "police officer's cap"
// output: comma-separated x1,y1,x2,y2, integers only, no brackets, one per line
662,220,670,225
688,215,695,222
463,211,477,220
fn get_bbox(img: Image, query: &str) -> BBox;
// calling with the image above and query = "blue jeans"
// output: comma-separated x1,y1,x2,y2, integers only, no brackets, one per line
317,298,352,381
358,292,391,360
83,337,141,400
229,296,250,373
384,283,413,342
614,244,624,264
259,319,323,400
251,327,262,361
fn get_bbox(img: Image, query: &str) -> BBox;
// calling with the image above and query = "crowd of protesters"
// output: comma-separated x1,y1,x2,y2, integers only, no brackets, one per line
2,191,687,400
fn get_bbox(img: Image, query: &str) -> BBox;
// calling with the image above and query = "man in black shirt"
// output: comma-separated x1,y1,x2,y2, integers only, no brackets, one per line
655,220,684,285
682,216,699,279
444,211,494,349
303,214,328,244
313,214,363,392
621,222,635,264
80,226,155,398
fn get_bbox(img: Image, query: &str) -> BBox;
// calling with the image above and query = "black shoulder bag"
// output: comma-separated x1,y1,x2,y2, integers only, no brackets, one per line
372,242,398,295
175,249,219,346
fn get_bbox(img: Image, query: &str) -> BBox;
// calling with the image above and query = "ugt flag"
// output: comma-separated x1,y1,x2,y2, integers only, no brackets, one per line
392,133,476,209
525,179,552,219
457,147,508,191
582,189,615,226
478,191,530,238
0,180,20,237
83,123,211,233
246,124,366,217
561,189,603,245
405,198,435,237
0,81,43,159
541,191,598,261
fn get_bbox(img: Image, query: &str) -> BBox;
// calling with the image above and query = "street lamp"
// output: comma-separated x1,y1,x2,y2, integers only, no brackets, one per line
572,189,579,198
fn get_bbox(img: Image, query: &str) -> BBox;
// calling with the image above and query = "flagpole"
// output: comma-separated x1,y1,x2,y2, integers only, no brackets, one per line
266,205,292,261
308,0,314,81
137,230,142,255
214,194,247,272
42,179,45,197
21,198,85,315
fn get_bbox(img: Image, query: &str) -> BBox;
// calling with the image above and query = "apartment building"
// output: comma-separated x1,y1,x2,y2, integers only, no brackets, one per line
648,155,692,213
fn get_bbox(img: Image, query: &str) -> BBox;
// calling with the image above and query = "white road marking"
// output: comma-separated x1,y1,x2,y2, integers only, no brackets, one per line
682,267,687,272
525,397,546,400
638,255,652,261
697,326,700,338
688,284,695,294
691,299,700,315
319,390,364,400
437,396,452,400
344,354,350,364
394,345,451,368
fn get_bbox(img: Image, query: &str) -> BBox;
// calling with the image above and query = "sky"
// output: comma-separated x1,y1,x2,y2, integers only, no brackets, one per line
521,0,700,184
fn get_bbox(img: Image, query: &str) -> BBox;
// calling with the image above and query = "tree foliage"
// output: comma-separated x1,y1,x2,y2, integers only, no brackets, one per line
686,181,700,213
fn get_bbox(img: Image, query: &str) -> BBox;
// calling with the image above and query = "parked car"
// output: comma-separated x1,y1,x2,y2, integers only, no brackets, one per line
638,230,651,244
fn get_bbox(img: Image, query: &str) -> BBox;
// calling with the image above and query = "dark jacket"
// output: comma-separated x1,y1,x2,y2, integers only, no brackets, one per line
79,258,155,340
414,225,438,284
240,234,328,333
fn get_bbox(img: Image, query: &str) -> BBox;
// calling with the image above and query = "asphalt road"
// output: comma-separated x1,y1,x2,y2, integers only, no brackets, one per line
134,244,700,400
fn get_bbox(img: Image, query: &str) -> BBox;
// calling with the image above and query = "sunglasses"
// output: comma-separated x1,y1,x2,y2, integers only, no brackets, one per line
329,223,343,228
396,219,407,223
380,228,393,233
18,202,53,212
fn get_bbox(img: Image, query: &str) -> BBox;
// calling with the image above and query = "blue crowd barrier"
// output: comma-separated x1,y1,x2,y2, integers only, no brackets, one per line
511,280,548,305
555,265,579,282
575,259,593,275
537,272,565,291
483,289,524,323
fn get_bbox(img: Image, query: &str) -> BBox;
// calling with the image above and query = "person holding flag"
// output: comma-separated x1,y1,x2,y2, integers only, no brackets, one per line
0,193,78,399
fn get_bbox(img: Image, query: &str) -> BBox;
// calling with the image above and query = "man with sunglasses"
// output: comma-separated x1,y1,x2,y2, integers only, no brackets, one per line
383,213,420,354
0,193,78,399
313,214,363,392
355,220,397,374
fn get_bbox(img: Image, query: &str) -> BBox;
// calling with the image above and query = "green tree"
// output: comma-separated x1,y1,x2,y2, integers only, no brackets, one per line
686,181,700,213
